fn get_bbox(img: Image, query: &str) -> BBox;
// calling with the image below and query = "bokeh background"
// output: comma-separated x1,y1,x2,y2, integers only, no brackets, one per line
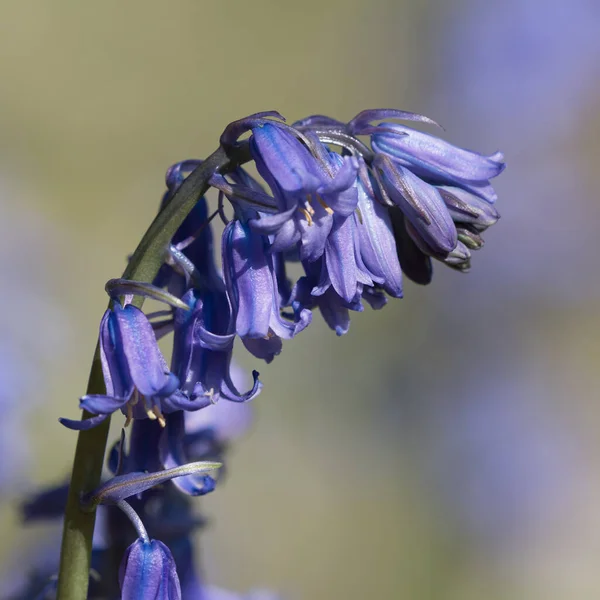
1,1,600,598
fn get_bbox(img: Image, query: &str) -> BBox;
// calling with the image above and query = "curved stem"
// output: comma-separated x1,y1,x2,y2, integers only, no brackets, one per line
56,143,250,600
117,500,150,544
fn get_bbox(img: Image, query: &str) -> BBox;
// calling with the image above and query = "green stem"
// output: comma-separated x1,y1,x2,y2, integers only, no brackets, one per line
56,143,249,600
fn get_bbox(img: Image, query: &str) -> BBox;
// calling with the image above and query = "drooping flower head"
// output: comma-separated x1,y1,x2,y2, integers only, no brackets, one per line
45,107,504,600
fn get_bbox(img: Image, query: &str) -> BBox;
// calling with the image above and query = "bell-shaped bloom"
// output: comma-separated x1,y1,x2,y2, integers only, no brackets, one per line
119,538,181,600
375,154,458,256
371,122,505,204
172,288,262,404
248,122,359,261
318,213,375,304
287,150,373,305
222,219,311,362
61,302,195,431
353,169,403,298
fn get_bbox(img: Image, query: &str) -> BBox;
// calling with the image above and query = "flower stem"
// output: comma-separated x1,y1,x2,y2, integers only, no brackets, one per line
56,143,250,600
117,500,150,544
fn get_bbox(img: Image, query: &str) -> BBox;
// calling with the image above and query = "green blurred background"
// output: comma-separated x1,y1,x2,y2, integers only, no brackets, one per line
1,1,600,598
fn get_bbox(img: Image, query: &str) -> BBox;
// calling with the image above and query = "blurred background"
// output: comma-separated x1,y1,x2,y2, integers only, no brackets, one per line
1,0,600,598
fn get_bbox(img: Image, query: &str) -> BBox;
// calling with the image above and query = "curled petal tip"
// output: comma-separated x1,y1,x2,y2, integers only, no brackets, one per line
59,413,109,431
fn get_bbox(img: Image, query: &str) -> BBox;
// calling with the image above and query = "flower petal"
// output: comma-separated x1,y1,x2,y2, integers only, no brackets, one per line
59,413,110,431
113,303,179,398
222,221,273,339
376,155,457,255
119,538,182,600
438,186,500,230
372,122,505,183
250,122,322,195
355,178,403,298
79,394,128,415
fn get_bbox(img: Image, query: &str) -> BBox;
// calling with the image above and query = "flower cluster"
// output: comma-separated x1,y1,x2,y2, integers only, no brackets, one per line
220,109,503,340
50,109,503,597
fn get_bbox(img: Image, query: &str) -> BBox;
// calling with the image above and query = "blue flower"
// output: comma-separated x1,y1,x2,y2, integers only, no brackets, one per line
353,163,403,298
119,538,181,600
61,302,197,431
374,154,458,256
222,219,311,362
248,122,359,262
370,121,505,204
171,288,261,404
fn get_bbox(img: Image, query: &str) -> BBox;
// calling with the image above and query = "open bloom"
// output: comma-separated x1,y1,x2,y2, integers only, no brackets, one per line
171,288,261,405
248,121,359,262
61,302,199,431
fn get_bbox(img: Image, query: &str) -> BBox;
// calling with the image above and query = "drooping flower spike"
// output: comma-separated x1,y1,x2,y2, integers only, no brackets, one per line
35,106,505,600
60,106,504,437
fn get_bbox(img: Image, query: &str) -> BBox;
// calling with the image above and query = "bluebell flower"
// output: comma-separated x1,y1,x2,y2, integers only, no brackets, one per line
370,121,505,204
171,289,261,404
374,154,458,257
211,109,504,335
119,538,181,600
248,121,359,262
222,219,311,362
350,160,403,298
61,302,199,431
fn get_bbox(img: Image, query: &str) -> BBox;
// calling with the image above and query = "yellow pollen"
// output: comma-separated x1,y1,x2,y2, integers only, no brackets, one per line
146,407,157,421
298,207,313,226
355,207,364,225
153,404,166,428
203,388,217,404
317,196,334,215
